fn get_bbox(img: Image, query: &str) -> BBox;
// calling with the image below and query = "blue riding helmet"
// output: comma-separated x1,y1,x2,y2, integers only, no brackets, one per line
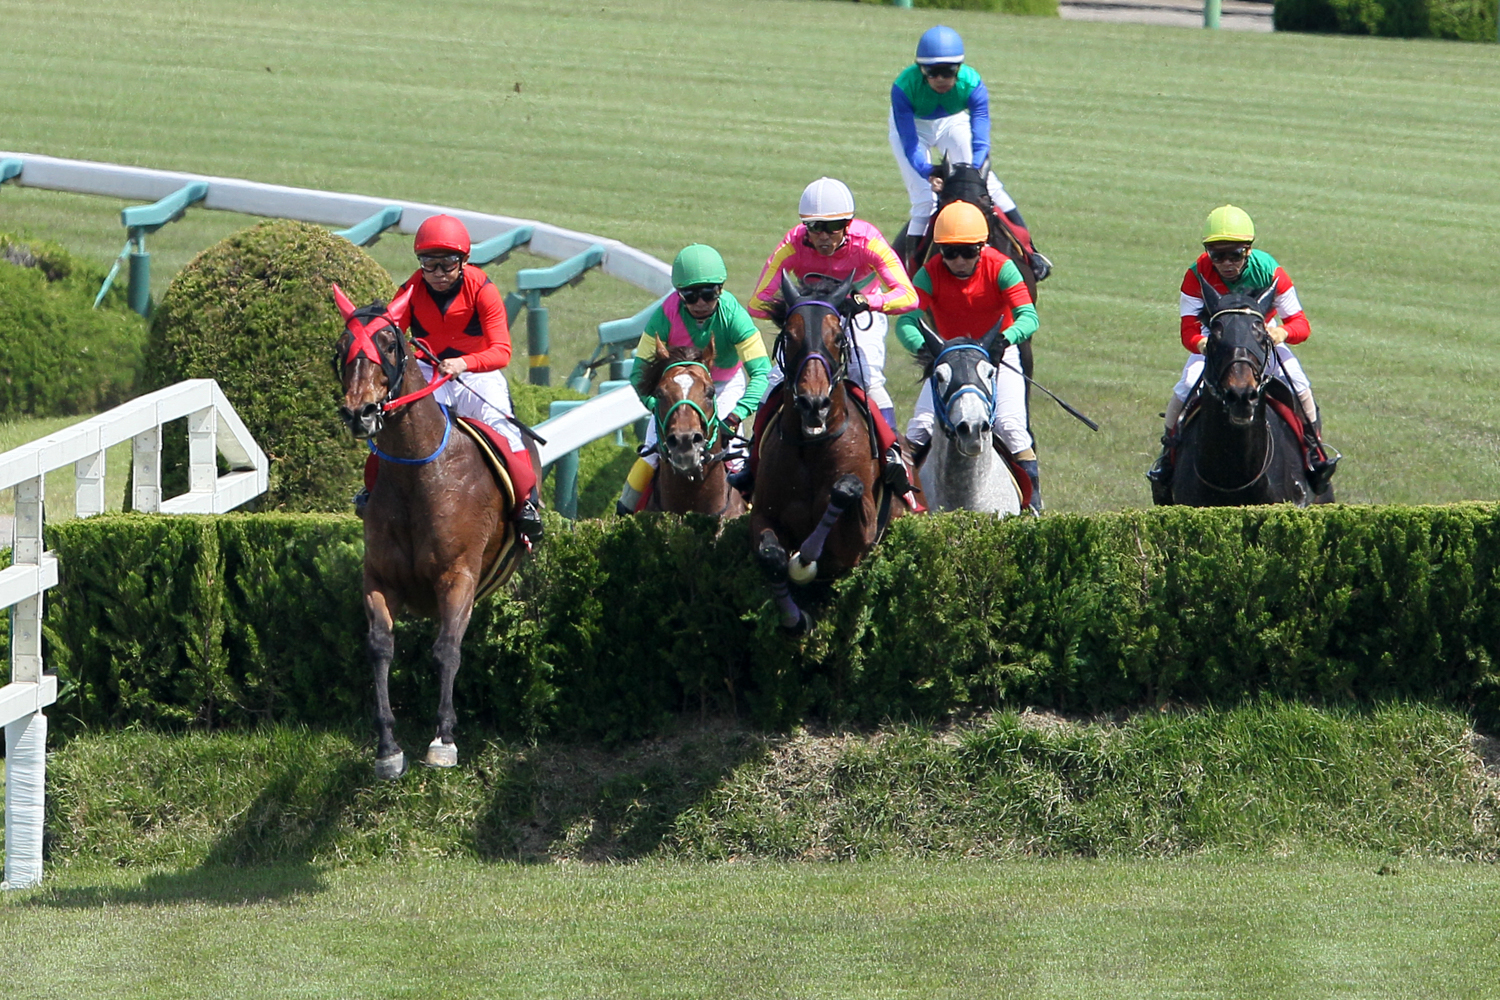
916,25,965,65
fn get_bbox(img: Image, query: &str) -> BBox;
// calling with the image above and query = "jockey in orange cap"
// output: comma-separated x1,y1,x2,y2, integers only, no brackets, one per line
362,214,541,542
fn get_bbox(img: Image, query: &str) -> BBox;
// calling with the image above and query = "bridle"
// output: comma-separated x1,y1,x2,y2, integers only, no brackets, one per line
654,359,722,462
336,304,455,466
929,342,996,436
776,299,850,389
1201,306,1273,406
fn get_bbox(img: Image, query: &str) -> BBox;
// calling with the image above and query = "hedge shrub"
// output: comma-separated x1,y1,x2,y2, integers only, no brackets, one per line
43,504,1500,740
0,233,145,418
1274,0,1496,40
145,220,397,512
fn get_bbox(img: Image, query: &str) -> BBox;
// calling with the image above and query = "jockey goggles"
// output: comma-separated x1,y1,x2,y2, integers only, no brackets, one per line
922,63,959,79
1206,245,1250,264
678,284,722,305
805,218,851,235
418,254,464,273
939,243,983,261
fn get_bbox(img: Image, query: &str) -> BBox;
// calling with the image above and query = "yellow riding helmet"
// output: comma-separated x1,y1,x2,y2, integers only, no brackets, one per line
932,201,989,245
1202,205,1255,245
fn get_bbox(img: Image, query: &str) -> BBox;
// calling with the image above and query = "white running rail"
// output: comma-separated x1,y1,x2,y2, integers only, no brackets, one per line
0,379,267,889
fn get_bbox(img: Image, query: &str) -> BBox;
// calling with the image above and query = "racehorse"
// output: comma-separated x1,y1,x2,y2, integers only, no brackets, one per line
752,272,904,630
910,325,1024,516
1166,282,1331,507
635,338,746,518
333,284,535,779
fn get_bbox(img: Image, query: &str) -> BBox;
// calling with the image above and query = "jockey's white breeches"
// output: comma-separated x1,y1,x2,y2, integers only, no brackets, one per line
889,111,1016,236
417,360,523,450
763,311,894,413
641,368,747,469
905,343,1031,454
1172,345,1311,403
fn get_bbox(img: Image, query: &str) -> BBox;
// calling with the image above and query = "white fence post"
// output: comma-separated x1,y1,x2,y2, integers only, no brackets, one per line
3,476,45,889
133,425,161,513
75,449,106,518
188,406,217,494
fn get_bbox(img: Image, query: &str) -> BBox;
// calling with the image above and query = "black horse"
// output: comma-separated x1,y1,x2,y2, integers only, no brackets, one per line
1167,282,1333,507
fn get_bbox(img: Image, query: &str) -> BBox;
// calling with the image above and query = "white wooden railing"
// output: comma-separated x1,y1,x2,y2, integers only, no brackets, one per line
1,379,266,889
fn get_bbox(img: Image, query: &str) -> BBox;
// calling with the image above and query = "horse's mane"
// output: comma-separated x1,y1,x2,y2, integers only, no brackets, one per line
767,274,846,329
635,341,708,397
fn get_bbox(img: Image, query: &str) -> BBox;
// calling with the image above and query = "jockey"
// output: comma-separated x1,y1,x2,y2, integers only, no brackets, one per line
741,177,918,496
1147,205,1338,503
387,214,542,542
616,244,771,515
890,25,1050,280
894,202,1042,510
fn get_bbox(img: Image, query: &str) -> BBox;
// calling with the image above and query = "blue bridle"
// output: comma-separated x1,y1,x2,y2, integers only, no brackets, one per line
930,342,997,435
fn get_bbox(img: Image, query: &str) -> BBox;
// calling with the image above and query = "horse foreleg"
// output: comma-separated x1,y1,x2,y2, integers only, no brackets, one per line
366,587,406,781
426,574,478,768
788,473,864,584
756,528,806,632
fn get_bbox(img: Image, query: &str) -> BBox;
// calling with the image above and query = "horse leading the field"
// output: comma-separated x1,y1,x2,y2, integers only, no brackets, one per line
751,273,908,631
334,261,539,779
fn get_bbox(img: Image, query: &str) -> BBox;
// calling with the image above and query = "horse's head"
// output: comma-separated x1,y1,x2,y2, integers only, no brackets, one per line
1199,281,1277,426
773,270,854,438
918,321,1002,458
641,338,719,479
333,283,415,439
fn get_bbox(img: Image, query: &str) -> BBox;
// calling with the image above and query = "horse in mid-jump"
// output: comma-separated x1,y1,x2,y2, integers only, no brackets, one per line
635,338,746,518
334,285,534,779
910,324,1025,516
1166,282,1332,507
752,272,904,630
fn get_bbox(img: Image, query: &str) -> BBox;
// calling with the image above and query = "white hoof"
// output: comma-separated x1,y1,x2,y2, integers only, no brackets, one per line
424,739,458,768
374,751,407,781
787,552,817,584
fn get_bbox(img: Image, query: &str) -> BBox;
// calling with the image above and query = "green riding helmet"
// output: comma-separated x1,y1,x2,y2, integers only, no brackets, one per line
672,244,728,289
1203,205,1255,245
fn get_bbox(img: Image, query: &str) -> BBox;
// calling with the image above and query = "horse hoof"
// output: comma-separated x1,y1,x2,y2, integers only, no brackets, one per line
787,552,818,584
374,752,407,781
424,739,458,768
782,609,812,634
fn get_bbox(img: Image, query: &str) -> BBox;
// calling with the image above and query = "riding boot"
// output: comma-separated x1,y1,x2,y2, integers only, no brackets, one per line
881,442,913,494
1146,434,1177,507
904,437,931,470
352,488,369,519
1303,414,1340,494
1017,458,1043,513
515,487,544,546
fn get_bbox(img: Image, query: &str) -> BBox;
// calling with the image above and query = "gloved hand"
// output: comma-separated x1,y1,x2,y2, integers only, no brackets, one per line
723,412,743,435
1267,323,1289,345
843,292,870,316
1194,336,1208,355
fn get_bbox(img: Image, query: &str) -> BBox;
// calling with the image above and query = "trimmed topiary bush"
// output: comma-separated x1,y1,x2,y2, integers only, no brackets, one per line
145,220,396,511
0,233,145,418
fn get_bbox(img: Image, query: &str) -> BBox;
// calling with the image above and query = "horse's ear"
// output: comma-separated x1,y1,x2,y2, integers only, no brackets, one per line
779,269,801,310
1255,283,1277,318
918,316,944,357
385,284,415,328
700,334,716,369
331,283,356,321
1197,272,1222,316
979,319,1005,359
831,271,857,307
653,336,670,361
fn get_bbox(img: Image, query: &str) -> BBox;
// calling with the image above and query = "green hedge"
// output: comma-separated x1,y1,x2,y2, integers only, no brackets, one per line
42,504,1500,741
0,233,145,418
1274,0,1496,40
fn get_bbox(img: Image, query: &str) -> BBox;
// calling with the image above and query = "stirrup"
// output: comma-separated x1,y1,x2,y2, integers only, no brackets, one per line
1029,250,1053,283
515,499,544,545
881,444,911,493
1306,445,1340,494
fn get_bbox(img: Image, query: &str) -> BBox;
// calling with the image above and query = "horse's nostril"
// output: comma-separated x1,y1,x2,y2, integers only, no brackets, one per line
692,433,704,445
957,422,972,436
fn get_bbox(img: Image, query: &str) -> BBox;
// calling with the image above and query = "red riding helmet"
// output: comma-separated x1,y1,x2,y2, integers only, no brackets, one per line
413,214,471,256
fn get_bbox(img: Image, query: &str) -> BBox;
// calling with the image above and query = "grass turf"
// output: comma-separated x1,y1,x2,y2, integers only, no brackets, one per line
2,0,1498,512
4,855,1500,998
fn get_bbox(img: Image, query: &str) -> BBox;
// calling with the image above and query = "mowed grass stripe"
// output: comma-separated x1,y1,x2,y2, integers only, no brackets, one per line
5,857,1500,998
2,0,1498,510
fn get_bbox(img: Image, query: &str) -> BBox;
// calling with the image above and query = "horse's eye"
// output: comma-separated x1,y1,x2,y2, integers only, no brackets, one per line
935,363,952,388
976,361,995,382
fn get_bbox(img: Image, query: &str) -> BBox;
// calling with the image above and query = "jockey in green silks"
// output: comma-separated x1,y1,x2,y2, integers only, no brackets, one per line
616,244,772,515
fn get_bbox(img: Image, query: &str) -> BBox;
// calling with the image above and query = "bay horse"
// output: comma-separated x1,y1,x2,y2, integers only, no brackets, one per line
910,325,1024,516
752,272,903,630
1167,282,1330,507
334,284,534,779
636,338,746,518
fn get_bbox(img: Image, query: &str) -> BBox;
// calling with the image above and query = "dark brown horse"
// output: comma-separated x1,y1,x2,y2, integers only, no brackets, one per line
333,284,532,779
752,272,904,630
636,338,746,518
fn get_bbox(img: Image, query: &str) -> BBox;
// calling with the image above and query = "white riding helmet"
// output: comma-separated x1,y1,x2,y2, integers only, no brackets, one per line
798,177,855,222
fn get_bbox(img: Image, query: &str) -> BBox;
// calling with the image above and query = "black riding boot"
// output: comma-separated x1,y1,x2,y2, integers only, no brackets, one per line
1303,416,1340,495
1146,434,1176,506
726,463,754,501
1003,208,1052,282
881,442,913,494
515,489,544,546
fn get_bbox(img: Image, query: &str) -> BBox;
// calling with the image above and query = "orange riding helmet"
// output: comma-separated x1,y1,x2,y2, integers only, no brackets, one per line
932,202,989,245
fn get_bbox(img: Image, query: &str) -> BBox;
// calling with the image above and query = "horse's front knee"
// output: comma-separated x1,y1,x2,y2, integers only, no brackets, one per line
830,473,864,509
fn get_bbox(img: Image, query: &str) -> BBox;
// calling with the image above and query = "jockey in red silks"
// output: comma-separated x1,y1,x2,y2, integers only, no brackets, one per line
734,177,919,499
369,214,541,543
